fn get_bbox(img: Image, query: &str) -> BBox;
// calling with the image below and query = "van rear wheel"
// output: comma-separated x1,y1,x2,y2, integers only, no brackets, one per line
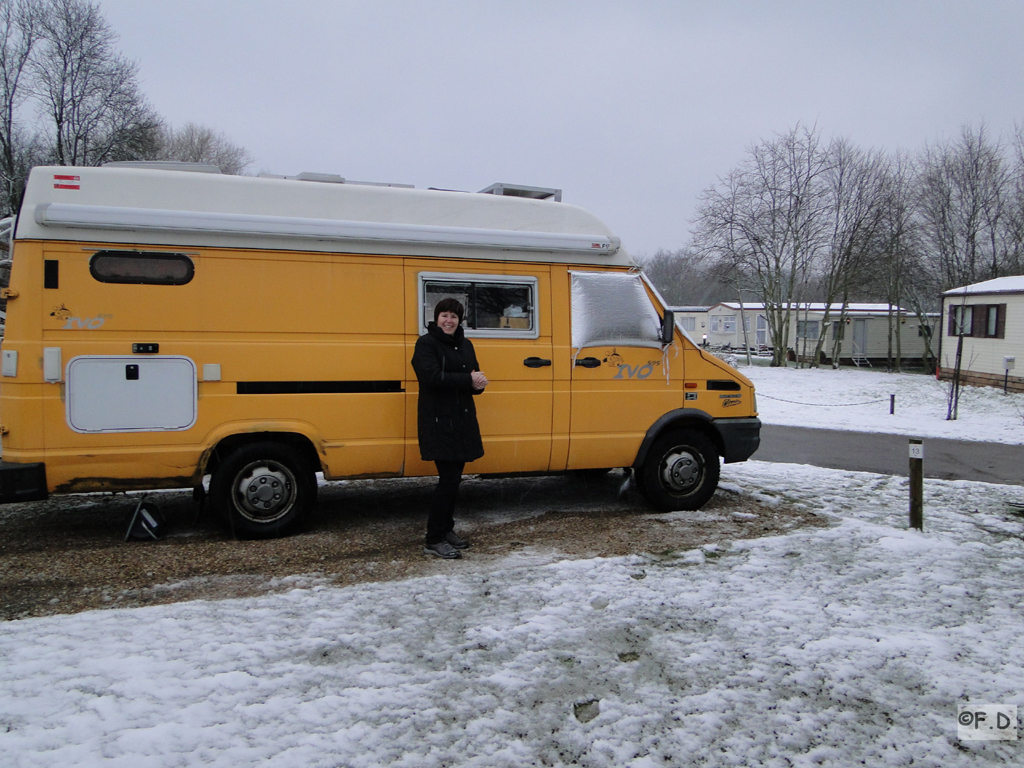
210,442,316,538
638,430,719,512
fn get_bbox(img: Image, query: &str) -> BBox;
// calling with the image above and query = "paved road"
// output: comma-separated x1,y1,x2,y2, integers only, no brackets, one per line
756,424,1024,487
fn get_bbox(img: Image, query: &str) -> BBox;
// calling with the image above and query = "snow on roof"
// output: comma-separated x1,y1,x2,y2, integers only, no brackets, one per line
711,302,916,314
943,275,1024,296
668,305,711,312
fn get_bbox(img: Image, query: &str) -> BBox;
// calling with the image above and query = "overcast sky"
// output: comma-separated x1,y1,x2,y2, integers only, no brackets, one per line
98,0,1024,258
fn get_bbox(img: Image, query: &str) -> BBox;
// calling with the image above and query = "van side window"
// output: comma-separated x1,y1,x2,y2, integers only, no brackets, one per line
569,271,662,349
90,251,194,285
420,273,538,338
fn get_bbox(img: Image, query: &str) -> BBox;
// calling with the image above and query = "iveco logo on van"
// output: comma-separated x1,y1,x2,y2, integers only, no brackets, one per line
63,315,111,329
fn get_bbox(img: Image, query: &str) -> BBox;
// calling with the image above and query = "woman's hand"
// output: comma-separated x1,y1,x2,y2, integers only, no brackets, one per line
471,371,489,391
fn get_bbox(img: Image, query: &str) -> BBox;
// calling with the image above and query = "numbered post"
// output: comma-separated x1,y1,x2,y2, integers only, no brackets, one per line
909,439,924,531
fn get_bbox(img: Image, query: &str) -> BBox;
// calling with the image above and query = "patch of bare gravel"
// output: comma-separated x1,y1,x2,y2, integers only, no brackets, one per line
0,471,830,621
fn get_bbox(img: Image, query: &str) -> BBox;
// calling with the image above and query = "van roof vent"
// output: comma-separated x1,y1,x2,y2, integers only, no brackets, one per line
344,179,415,189
294,172,345,184
103,161,222,174
260,172,414,189
479,183,561,202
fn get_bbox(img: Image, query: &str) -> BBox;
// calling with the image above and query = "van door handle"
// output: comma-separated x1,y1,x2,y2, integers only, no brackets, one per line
574,357,601,368
523,357,551,368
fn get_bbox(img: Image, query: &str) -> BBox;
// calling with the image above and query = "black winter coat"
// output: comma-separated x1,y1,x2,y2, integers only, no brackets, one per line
411,322,485,463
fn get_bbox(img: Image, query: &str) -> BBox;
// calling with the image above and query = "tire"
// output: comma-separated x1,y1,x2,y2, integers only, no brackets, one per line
209,441,317,538
637,430,720,512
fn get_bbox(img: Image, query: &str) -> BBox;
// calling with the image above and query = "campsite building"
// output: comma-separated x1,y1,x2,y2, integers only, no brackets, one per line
939,275,1024,393
686,302,936,366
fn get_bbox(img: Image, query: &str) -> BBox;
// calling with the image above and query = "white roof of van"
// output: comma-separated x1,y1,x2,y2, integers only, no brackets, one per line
15,166,632,266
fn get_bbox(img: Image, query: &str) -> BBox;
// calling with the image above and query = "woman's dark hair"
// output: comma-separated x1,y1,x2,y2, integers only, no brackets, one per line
434,297,465,323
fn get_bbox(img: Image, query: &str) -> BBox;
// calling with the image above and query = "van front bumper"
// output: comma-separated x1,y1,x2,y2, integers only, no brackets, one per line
716,417,761,463
0,461,49,503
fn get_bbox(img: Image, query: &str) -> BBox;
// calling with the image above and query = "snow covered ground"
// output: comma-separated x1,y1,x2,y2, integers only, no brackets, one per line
2,367,1023,767
736,359,1024,444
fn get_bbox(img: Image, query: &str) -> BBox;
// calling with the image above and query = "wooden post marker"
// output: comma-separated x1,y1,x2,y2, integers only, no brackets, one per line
909,439,924,531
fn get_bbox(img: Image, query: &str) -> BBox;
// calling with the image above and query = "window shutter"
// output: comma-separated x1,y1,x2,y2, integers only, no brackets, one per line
971,305,984,337
948,305,956,336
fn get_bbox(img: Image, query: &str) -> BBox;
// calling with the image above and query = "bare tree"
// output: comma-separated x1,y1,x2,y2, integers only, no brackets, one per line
693,124,832,366
157,122,252,175
1004,124,1024,275
810,139,887,367
0,0,255,215
918,124,1011,289
0,0,42,215
31,0,161,167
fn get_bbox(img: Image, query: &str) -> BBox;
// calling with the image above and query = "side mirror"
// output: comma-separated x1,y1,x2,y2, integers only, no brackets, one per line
661,310,675,345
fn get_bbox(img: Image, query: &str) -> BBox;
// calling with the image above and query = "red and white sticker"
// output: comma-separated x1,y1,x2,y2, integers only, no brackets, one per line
53,174,80,190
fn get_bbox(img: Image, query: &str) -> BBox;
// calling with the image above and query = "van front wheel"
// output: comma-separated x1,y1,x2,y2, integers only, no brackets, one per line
210,442,316,538
638,431,719,512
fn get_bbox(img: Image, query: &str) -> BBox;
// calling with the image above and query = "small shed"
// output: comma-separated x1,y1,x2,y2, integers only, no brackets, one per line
938,275,1024,392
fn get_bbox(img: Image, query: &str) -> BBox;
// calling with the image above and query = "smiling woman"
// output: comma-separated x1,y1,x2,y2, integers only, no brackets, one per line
411,297,488,559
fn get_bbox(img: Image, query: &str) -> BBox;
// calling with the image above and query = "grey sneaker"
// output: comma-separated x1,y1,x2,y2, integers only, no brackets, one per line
445,532,470,550
424,541,462,559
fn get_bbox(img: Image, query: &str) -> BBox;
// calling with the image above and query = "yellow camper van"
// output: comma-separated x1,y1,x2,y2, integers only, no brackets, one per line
0,164,759,536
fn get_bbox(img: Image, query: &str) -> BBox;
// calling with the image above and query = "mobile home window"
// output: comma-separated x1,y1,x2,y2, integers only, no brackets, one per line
711,315,736,334
90,251,194,285
420,273,538,338
797,320,820,339
949,305,972,336
983,304,1005,338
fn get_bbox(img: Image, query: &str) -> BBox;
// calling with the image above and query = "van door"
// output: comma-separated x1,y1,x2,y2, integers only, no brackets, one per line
566,271,681,470
405,266,554,475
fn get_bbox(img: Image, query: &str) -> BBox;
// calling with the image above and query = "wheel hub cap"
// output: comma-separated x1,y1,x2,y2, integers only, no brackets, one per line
661,449,701,493
236,465,294,521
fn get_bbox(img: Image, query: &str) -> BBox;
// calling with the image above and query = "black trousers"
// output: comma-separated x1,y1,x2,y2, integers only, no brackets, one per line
426,460,465,545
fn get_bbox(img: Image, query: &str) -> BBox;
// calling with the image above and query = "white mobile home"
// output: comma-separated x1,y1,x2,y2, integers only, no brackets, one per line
703,302,936,366
705,303,767,350
939,275,1024,392
667,306,710,343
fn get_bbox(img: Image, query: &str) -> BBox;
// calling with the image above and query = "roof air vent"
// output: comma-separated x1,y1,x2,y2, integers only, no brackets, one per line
294,172,345,184
479,183,562,202
103,161,222,174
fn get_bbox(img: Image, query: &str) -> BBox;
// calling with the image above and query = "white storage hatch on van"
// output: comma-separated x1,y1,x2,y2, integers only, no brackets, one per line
66,356,198,433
